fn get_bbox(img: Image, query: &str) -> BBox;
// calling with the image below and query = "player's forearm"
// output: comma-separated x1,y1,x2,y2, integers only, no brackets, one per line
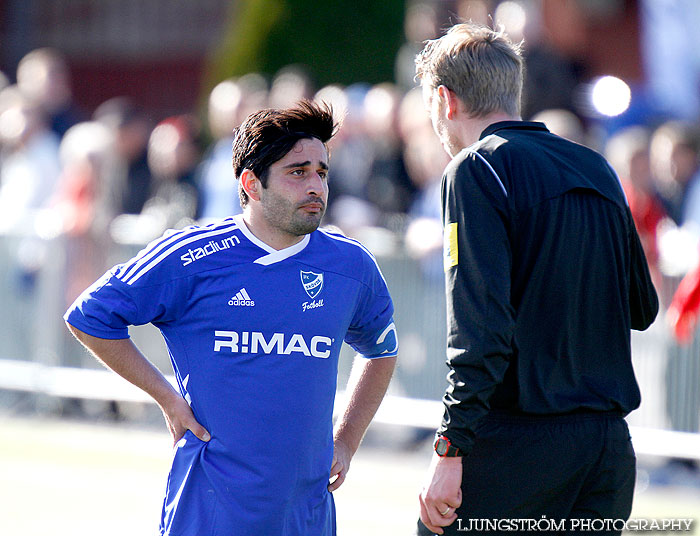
65,323,181,409
334,355,396,454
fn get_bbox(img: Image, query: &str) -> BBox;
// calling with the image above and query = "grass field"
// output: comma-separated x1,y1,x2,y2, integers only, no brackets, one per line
0,414,698,535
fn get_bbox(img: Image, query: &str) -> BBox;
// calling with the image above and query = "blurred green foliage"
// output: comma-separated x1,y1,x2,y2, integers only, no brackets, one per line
205,0,406,91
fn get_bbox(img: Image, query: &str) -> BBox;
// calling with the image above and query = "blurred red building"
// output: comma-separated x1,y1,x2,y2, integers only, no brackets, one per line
0,0,642,119
0,0,232,117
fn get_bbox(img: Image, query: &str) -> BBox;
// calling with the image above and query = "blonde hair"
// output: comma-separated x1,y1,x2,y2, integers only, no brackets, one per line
415,22,523,117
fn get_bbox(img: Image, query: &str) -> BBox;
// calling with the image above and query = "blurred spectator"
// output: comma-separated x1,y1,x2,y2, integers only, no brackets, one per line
269,65,314,109
650,120,700,230
495,0,583,120
0,91,61,231
52,121,115,305
363,82,416,219
456,0,490,25
318,84,381,234
402,132,449,281
663,252,700,478
16,48,83,138
530,108,587,146
401,88,450,281
144,115,201,229
112,115,201,244
233,72,269,126
647,123,700,479
197,79,244,221
668,253,700,345
314,84,348,130
606,126,666,289
397,86,431,147
0,83,22,114
394,2,439,92
0,71,9,92
197,74,270,221
93,97,153,215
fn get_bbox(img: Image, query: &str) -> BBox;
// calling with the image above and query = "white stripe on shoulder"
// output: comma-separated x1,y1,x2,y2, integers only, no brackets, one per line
118,220,240,285
319,229,388,284
119,219,238,282
467,150,508,197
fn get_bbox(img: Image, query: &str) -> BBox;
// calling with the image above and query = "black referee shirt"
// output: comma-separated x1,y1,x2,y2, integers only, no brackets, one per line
439,121,659,453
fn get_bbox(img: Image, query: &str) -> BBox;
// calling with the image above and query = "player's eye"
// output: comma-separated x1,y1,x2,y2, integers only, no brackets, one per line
318,170,328,180
290,168,305,176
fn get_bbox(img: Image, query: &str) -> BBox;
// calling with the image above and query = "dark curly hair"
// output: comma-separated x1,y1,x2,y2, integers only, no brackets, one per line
231,100,337,207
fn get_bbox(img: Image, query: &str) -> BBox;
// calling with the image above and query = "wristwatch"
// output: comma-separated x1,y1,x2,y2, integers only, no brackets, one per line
434,435,462,457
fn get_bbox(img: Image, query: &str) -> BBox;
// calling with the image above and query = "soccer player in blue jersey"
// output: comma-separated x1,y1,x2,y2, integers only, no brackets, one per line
64,101,398,536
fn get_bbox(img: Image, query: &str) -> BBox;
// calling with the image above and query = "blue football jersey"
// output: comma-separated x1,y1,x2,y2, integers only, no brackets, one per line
64,215,398,536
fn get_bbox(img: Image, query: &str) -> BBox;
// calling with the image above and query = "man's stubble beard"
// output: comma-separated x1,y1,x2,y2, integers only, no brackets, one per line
261,190,326,237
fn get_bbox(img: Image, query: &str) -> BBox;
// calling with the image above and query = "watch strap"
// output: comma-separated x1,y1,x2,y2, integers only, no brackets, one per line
434,435,462,457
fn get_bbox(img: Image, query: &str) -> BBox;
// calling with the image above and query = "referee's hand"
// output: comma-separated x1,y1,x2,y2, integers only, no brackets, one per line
160,391,211,446
419,454,462,534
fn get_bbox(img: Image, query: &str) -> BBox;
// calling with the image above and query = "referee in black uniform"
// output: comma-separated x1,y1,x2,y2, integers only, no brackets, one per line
414,22,659,535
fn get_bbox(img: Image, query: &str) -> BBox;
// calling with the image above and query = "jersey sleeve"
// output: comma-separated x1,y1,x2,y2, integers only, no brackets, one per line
64,261,187,340
439,151,514,453
343,253,398,359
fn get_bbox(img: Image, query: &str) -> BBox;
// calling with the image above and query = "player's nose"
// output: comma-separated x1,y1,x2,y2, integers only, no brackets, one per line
306,171,326,196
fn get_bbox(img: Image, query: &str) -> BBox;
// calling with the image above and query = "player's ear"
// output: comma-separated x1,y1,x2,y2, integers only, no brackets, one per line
437,85,460,120
240,169,261,202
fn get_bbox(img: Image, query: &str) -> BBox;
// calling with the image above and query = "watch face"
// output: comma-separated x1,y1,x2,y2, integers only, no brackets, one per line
435,438,448,456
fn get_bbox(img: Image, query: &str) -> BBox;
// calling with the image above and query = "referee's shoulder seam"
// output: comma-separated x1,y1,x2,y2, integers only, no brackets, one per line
465,149,508,197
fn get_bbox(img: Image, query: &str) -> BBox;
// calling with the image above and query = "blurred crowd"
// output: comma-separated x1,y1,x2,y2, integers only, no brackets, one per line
1,2,700,320
0,46,454,302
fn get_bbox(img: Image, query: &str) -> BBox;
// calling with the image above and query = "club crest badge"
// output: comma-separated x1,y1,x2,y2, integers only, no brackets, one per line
300,270,324,299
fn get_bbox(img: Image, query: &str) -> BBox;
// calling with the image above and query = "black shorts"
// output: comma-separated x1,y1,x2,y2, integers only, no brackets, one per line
417,411,636,536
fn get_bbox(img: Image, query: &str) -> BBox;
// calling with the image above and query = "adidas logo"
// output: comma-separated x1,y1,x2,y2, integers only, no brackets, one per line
228,288,255,307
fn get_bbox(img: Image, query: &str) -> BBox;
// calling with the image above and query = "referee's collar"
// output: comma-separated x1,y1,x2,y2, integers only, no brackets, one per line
479,121,549,140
